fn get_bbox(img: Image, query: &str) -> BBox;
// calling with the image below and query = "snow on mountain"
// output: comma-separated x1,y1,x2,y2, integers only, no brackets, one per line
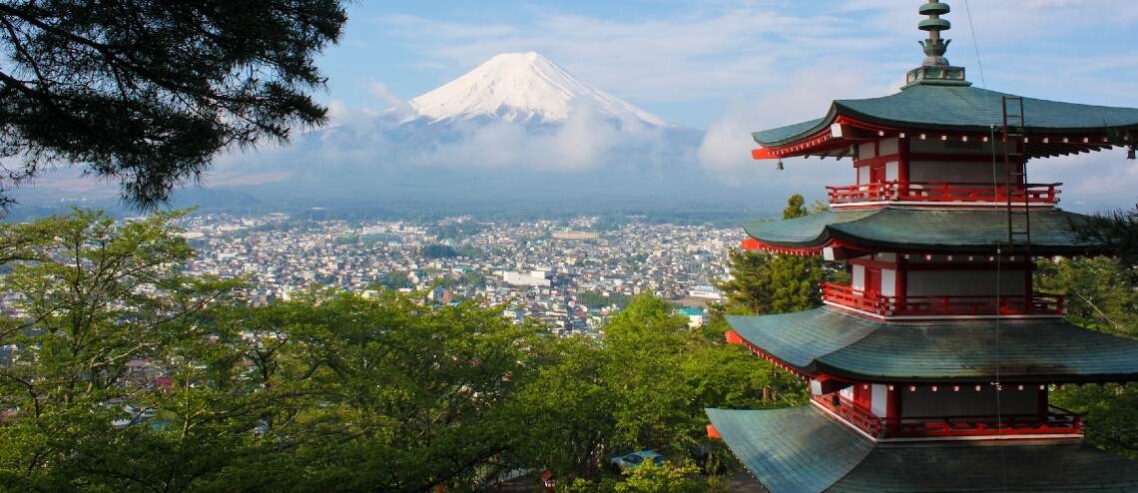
409,52,667,127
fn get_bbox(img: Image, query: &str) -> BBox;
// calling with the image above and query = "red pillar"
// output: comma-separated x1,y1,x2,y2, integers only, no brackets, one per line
896,256,908,313
887,385,902,433
898,136,910,199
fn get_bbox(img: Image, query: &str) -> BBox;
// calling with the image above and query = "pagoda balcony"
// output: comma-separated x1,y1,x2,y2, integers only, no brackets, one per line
812,394,1083,439
826,182,1061,206
822,283,1066,319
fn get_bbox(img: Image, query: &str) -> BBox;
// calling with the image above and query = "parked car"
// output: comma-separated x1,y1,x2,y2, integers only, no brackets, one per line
687,443,726,475
610,450,665,474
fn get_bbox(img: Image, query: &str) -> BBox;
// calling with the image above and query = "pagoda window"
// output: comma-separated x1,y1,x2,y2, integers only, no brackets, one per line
870,384,888,418
880,269,897,297
908,160,1018,185
910,138,991,156
879,138,900,156
906,270,1027,298
858,142,876,161
907,138,1024,187
901,385,1041,419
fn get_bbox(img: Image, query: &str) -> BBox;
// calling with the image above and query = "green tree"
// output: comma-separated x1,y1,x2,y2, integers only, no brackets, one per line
601,295,700,452
0,209,247,491
713,249,772,315
782,194,809,219
0,1,347,208
613,462,702,493
1036,257,1138,337
377,270,414,290
0,210,554,492
713,194,824,317
516,293,807,485
513,336,616,479
1077,206,1138,268
1038,256,1138,458
252,292,546,492
422,244,460,259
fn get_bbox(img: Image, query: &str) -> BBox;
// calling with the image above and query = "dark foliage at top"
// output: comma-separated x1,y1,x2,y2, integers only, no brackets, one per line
1078,206,1138,268
0,0,346,209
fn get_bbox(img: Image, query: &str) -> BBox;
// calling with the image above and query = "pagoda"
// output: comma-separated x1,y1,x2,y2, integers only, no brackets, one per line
706,2,1138,491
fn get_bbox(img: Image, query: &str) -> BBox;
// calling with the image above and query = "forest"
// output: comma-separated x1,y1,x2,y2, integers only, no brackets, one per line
0,200,1136,492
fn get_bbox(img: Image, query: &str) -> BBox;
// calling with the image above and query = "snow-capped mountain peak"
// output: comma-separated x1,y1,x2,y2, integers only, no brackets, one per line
409,52,667,126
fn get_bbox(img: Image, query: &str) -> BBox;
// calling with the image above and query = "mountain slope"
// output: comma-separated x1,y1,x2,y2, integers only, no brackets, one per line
408,52,667,127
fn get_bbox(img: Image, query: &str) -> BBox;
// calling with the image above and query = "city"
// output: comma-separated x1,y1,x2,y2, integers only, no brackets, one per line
179,213,734,335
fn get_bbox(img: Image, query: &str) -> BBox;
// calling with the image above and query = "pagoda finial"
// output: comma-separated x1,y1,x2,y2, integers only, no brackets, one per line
918,1,952,67
903,1,969,88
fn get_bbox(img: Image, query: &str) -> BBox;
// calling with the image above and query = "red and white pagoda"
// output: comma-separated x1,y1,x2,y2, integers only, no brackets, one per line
707,2,1138,491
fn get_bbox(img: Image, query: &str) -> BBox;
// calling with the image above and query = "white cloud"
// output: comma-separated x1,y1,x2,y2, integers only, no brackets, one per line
400,99,657,172
368,82,416,116
697,62,893,174
375,7,889,103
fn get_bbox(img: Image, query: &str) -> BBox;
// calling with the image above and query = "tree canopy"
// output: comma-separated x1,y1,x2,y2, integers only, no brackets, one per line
0,209,806,492
713,194,827,317
0,1,347,208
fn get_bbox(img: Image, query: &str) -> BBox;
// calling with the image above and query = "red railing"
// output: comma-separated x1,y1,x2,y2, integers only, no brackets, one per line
822,283,1066,318
827,182,1061,205
812,394,1083,439
883,407,1083,438
813,394,883,436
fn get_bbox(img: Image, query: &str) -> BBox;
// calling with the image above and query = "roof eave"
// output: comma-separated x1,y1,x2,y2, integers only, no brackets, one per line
752,98,1138,151
752,105,841,148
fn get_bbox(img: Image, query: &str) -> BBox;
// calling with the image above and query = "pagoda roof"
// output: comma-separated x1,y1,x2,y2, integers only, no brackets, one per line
754,84,1138,148
727,308,1138,383
743,206,1105,255
707,406,1138,493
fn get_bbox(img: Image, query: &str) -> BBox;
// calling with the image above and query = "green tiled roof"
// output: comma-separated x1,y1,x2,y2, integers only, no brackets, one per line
708,406,1138,493
754,84,1138,147
832,440,1138,492
743,207,1105,254
727,310,876,368
705,407,873,493
729,308,1138,382
752,118,826,146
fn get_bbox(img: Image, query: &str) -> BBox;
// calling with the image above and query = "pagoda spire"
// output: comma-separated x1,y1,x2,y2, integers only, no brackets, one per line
918,1,952,67
903,1,969,88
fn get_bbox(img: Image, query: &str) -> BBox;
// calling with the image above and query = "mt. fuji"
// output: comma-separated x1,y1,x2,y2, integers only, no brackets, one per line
408,52,667,127
119,52,783,214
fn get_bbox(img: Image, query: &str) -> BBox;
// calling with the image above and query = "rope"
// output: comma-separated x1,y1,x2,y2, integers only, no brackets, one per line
963,0,988,88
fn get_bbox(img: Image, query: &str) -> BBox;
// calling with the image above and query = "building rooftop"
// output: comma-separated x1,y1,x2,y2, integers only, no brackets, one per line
753,83,1138,148
743,207,1105,255
726,308,1138,383
707,406,1138,493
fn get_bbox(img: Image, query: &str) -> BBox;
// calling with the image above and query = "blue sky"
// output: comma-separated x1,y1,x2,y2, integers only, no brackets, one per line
320,0,1138,129
23,1,1138,211
289,0,1138,207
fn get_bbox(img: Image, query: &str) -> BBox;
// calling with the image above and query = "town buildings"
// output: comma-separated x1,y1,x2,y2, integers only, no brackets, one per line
179,214,730,335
